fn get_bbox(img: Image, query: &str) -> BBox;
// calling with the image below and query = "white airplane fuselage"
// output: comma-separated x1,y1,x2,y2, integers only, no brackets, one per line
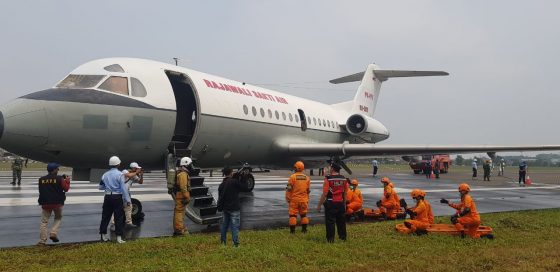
0,58,389,170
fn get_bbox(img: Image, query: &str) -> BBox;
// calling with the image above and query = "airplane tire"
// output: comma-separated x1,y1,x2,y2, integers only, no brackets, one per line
131,198,143,220
246,174,255,192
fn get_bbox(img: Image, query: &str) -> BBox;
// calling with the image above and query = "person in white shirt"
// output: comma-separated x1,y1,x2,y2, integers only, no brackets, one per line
121,162,143,227
372,159,379,177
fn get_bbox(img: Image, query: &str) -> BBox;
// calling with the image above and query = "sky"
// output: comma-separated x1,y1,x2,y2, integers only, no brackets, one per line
1,1,559,153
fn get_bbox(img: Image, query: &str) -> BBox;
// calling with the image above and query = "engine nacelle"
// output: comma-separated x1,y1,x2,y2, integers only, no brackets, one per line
345,114,368,135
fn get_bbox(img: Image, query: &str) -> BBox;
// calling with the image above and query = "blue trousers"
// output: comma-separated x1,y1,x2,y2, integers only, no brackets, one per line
221,210,240,246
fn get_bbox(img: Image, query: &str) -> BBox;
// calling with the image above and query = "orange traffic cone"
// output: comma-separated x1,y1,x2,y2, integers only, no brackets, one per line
431,171,435,179
525,175,533,185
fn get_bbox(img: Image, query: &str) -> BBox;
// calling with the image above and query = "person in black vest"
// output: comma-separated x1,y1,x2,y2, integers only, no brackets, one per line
316,163,349,243
37,163,70,246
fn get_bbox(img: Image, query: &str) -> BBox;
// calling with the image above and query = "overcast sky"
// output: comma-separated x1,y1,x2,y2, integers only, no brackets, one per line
1,1,559,153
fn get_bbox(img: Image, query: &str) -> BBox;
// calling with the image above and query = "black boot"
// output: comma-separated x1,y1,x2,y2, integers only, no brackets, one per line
481,233,494,240
301,224,307,233
290,226,296,234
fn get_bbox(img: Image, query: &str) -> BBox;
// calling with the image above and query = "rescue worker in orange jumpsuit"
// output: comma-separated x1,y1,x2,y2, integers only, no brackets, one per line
377,177,401,219
403,189,432,235
440,183,493,239
285,161,311,234
346,179,363,216
173,157,192,236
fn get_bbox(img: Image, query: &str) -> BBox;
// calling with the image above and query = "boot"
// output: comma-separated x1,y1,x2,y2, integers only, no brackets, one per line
481,234,494,240
116,236,126,244
100,234,110,242
290,226,296,234
301,224,307,233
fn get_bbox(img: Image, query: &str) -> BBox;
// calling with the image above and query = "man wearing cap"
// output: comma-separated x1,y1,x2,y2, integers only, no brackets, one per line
37,163,70,245
99,156,130,243
121,162,143,228
317,163,349,243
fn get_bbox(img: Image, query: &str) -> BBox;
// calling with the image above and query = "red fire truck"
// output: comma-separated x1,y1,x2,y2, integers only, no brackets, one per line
409,155,452,174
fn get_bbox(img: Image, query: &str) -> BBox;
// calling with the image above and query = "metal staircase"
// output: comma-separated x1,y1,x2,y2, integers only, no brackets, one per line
186,174,221,225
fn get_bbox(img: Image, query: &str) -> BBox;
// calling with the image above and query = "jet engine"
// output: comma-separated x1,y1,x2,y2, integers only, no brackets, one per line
345,114,368,135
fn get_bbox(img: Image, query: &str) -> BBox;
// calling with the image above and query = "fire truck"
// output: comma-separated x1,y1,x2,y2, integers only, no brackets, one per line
407,154,451,174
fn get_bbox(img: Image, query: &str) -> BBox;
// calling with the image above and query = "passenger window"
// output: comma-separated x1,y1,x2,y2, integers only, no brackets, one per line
131,78,147,97
252,106,257,116
275,110,280,119
260,108,265,117
289,113,293,122
313,117,317,125
243,105,249,115
268,109,272,118
323,119,326,126
99,76,129,95
295,114,299,123
282,112,286,120
308,117,312,125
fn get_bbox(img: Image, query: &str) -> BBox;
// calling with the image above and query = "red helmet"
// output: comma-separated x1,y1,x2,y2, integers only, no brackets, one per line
294,161,304,172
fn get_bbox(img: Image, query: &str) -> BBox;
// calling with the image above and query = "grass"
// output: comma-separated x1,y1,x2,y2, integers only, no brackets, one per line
1,209,559,272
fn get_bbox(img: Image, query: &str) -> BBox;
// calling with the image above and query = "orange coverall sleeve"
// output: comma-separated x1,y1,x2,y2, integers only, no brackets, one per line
285,175,295,201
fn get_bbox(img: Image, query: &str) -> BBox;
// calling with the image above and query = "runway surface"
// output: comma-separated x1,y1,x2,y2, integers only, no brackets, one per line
1,170,559,248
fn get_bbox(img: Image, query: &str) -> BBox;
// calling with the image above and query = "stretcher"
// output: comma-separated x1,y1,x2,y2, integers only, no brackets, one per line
395,223,493,236
361,207,407,220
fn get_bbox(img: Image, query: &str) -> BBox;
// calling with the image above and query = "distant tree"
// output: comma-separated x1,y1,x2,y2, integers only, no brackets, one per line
455,155,464,166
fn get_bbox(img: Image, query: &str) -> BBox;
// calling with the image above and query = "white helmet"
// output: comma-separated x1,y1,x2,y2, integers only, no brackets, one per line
179,157,192,167
109,156,121,166
473,159,477,162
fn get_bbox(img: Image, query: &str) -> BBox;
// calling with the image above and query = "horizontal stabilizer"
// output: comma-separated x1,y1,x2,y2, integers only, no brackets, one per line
330,69,449,84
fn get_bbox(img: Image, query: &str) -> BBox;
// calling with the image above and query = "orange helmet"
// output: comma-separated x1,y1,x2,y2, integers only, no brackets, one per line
294,161,304,172
419,190,426,198
381,177,390,184
411,189,422,199
351,179,359,186
458,183,470,193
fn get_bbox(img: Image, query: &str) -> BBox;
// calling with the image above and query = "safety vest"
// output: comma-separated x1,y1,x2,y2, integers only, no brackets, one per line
325,175,347,202
38,174,66,205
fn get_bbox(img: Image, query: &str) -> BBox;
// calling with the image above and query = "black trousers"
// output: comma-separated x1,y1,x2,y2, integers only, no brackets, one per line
519,171,526,184
472,168,477,177
324,201,346,242
100,194,125,236
373,166,378,175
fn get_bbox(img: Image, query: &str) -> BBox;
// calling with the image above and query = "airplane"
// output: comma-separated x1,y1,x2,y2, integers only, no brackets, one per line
1,57,559,186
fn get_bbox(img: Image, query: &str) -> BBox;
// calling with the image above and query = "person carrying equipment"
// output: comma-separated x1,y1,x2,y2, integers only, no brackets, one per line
402,189,432,235
377,177,401,219
173,157,192,236
440,183,493,239
285,161,311,234
346,179,363,216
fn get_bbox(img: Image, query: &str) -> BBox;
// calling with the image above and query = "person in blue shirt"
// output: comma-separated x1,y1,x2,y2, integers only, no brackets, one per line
99,156,131,243
519,160,528,186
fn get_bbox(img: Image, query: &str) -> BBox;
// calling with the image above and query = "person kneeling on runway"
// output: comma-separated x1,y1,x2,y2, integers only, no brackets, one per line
403,189,433,235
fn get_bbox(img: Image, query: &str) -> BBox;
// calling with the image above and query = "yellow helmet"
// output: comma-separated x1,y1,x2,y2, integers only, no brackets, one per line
381,177,390,184
411,189,422,199
458,183,470,193
294,161,304,172
351,179,359,186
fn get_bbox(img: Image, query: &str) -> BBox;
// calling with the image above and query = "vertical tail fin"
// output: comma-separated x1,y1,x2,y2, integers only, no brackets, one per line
329,65,448,117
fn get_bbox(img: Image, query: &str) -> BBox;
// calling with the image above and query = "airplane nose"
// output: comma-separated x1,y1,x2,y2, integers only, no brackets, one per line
0,99,49,150
0,110,4,140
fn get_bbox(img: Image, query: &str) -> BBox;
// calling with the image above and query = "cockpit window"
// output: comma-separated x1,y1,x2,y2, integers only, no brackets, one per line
104,64,125,73
56,75,105,89
99,76,129,95
130,77,147,97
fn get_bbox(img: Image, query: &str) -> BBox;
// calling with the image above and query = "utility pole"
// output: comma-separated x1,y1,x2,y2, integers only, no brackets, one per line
173,57,179,66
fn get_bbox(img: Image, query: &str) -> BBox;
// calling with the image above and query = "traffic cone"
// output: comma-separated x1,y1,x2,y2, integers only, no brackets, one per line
525,175,532,185
430,171,435,179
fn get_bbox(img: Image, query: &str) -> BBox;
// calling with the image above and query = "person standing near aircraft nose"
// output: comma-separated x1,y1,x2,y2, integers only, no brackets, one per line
317,163,348,243
471,159,478,180
285,161,311,234
99,156,130,244
173,157,192,236
37,163,70,245
122,162,143,228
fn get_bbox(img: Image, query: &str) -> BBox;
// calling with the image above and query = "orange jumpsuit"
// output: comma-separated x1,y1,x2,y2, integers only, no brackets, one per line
425,200,434,224
380,184,401,219
449,194,481,238
403,200,430,233
173,171,190,234
286,172,311,226
346,188,363,215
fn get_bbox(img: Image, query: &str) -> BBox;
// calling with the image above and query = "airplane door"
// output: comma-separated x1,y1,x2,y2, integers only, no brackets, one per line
298,109,307,131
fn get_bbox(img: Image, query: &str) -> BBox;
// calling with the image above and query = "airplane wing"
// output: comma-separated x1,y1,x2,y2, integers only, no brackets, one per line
283,143,560,157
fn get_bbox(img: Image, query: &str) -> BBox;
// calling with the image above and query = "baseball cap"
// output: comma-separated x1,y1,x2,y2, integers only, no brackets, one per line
129,162,141,169
47,162,60,172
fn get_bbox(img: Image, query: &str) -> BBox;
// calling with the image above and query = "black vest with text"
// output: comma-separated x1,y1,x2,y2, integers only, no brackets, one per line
38,174,66,205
